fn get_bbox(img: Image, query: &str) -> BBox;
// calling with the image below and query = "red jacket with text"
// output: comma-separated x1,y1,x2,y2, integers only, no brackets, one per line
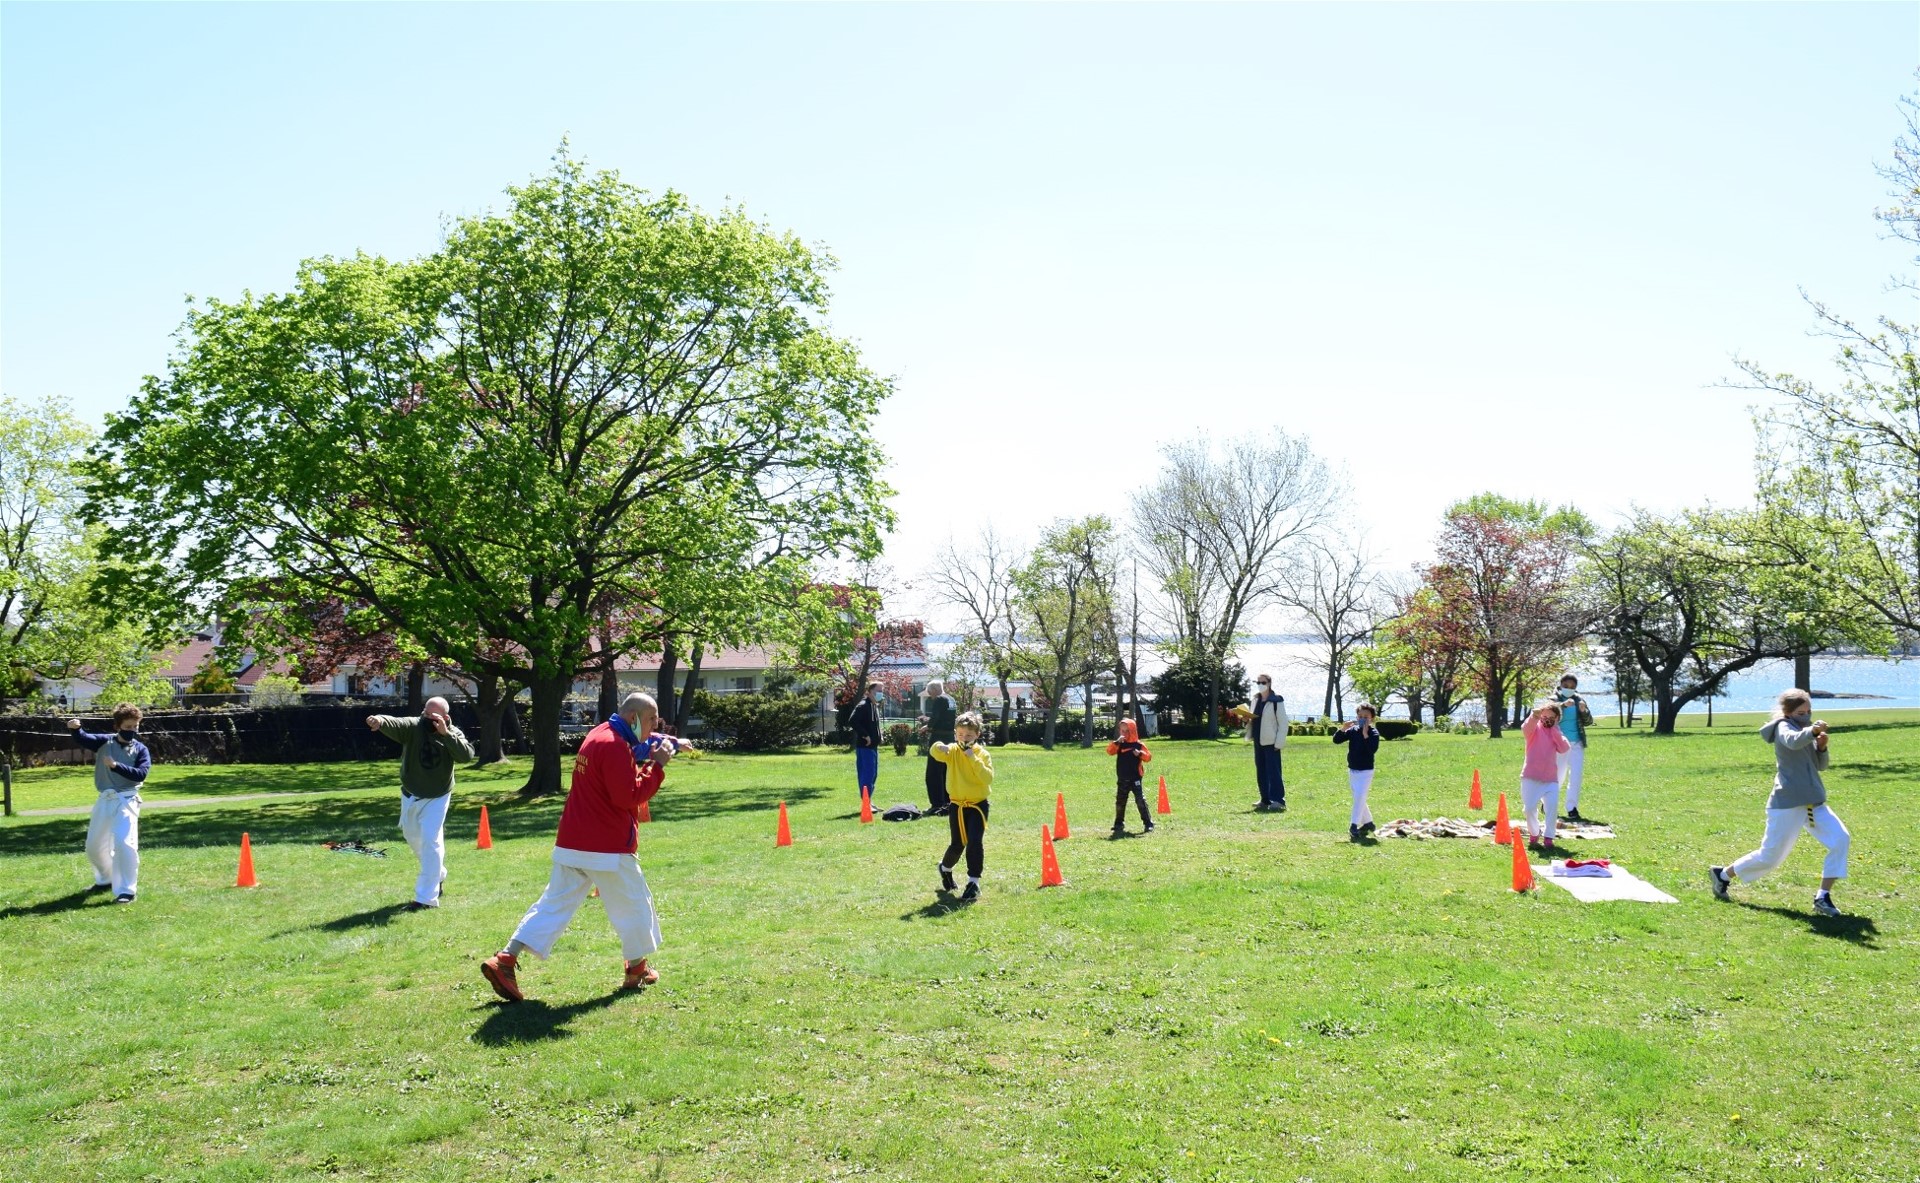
554,720,665,854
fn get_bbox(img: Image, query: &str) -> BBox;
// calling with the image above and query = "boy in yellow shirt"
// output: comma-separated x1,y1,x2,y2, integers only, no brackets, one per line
931,711,994,902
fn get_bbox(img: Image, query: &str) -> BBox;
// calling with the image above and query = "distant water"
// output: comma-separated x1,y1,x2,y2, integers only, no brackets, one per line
923,635,1919,719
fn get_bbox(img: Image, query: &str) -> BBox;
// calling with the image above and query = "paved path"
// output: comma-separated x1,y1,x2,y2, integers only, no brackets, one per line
17,790,358,818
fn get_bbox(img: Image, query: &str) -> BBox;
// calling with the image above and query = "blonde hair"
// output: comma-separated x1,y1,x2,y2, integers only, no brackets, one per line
1775,688,1813,718
955,711,984,734
1536,701,1563,724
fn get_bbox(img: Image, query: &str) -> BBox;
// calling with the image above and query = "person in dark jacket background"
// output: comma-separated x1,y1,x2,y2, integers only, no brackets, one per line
1334,704,1381,841
918,680,958,814
848,682,884,806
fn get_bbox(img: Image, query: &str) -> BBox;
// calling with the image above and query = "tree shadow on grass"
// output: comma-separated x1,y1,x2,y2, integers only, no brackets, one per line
472,991,626,1045
1734,900,1881,948
0,792,563,857
645,783,832,824
0,887,108,921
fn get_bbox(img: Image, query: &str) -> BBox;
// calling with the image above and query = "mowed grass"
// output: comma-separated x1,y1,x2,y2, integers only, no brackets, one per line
3,713,1917,1182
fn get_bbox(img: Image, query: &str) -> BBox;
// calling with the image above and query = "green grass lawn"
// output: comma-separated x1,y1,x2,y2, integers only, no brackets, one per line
3,713,1916,1182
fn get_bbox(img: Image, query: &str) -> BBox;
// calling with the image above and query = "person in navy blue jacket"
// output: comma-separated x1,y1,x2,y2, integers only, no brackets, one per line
67,703,153,903
847,682,884,807
1333,705,1381,842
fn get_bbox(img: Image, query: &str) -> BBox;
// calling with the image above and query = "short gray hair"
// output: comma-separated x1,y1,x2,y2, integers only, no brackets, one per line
621,692,658,718
925,679,945,696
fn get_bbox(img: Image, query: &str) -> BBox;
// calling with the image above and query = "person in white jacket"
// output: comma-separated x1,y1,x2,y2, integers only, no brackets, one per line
1247,676,1290,812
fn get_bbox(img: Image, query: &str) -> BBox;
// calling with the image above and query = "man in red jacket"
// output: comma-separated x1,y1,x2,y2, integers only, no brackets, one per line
481,693,676,1002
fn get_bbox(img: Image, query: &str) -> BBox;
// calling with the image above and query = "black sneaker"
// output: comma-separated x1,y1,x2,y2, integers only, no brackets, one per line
1707,866,1731,900
1349,824,1361,842
1566,808,1583,822
939,867,956,892
1143,822,1155,833
112,894,135,905
958,881,980,903
1360,821,1376,836
1253,801,1270,812
1275,801,1287,813
86,883,112,894
1110,825,1127,838
1812,893,1842,918
404,900,436,912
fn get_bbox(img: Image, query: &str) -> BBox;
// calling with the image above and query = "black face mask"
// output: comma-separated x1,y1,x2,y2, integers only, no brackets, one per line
118,729,138,742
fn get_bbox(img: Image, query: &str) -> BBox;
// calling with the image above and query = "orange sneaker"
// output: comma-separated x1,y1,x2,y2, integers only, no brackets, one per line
480,952,523,1002
621,958,659,989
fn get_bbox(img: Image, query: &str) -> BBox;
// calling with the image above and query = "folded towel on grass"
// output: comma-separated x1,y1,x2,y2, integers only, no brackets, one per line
1535,864,1676,903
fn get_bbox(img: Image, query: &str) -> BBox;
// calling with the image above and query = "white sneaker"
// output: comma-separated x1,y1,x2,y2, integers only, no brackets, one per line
1811,893,1841,918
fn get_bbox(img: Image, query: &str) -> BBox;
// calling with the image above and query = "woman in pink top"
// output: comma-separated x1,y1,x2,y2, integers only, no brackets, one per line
1519,702,1572,849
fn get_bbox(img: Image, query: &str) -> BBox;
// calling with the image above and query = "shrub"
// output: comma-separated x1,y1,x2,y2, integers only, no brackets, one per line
249,674,304,708
1148,655,1251,724
692,689,817,751
1374,719,1421,741
186,661,238,695
887,722,911,756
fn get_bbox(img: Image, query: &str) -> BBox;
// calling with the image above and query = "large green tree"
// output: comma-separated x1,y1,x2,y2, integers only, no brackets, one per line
0,395,99,695
94,151,892,794
1580,510,1884,734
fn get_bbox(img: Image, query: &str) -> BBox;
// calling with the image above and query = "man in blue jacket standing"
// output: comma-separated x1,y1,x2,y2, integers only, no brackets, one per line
68,703,152,904
847,682,884,807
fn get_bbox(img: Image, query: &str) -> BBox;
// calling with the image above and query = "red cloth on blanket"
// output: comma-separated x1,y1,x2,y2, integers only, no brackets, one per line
1563,858,1611,868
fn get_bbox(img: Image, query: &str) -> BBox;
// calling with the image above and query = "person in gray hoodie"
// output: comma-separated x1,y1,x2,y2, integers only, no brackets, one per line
1708,689,1851,917
67,703,152,904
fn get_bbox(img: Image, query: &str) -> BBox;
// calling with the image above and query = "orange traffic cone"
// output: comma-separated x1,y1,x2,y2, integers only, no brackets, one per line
1510,821,1535,892
776,801,792,847
1039,826,1065,887
1494,793,1511,844
234,832,257,888
860,787,874,824
1469,769,1483,811
476,805,494,850
638,798,651,824
1053,792,1071,840
1156,774,1171,815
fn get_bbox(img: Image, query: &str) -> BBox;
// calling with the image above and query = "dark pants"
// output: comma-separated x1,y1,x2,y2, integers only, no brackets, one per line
924,755,951,812
1254,744,1285,806
1114,779,1152,829
939,800,988,878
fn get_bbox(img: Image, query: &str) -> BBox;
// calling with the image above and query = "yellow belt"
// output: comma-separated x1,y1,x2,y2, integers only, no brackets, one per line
952,800,987,847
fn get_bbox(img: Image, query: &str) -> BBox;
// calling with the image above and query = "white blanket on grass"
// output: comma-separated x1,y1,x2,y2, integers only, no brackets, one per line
1534,864,1677,904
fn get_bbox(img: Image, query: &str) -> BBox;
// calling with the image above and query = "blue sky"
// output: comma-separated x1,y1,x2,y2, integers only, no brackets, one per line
4,2,1916,625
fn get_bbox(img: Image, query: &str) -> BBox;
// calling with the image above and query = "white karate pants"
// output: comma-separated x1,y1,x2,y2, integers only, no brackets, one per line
1729,804,1850,884
1348,769,1374,827
1556,744,1586,811
85,789,141,896
399,793,451,905
508,852,661,962
1519,776,1559,841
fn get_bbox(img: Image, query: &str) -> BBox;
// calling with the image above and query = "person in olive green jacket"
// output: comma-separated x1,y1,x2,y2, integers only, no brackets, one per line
366,696,476,910
918,680,958,814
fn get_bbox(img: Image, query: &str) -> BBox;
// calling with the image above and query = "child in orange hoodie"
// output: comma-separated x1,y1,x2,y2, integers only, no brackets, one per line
1106,718,1155,837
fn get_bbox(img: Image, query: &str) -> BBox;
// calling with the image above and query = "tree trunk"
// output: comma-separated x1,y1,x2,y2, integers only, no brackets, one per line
520,671,574,797
1407,690,1425,726
1206,662,1221,740
405,662,426,713
674,643,704,734
502,696,523,753
1484,651,1505,738
996,676,1012,745
1322,668,1336,719
1080,678,1095,748
1794,647,1812,692
472,671,512,764
655,637,679,729
1650,675,1680,735
598,622,620,722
